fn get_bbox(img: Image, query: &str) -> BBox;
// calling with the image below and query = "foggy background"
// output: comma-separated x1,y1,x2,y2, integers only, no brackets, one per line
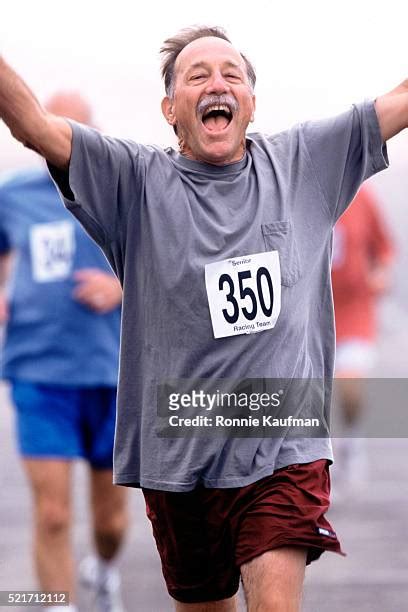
1,1,408,610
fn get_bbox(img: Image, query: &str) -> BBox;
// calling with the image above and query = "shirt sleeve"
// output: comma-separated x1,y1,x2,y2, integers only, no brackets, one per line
300,100,389,224
48,120,144,249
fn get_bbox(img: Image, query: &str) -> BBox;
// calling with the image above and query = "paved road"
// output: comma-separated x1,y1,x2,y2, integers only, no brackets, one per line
1,381,408,612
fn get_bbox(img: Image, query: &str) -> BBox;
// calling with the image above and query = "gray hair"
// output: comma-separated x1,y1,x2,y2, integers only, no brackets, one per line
160,25,256,98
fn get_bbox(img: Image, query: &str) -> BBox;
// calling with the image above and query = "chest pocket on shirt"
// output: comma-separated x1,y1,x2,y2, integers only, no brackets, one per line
261,221,301,287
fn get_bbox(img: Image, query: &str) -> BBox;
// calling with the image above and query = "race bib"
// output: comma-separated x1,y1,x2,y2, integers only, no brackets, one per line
205,251,281,339
30,221,75,282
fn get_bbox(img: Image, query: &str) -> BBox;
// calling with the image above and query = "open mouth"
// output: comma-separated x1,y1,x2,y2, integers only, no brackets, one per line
201,104,233,132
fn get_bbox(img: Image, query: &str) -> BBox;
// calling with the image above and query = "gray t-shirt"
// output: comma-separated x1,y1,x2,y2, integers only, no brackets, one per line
50,100,388,491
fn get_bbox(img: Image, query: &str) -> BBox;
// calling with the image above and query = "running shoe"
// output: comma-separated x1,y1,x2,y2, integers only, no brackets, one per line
79,555,125,612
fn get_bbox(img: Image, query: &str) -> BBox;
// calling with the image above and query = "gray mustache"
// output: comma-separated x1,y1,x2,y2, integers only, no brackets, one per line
197,95,239,116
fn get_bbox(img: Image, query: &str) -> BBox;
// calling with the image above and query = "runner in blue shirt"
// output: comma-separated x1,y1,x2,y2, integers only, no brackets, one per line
0,93,128,612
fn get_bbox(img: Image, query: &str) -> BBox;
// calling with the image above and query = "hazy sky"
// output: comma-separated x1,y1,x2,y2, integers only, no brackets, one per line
1,0,407,167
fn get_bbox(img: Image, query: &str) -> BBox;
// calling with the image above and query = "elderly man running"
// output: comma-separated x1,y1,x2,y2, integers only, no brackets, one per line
1,25,407,612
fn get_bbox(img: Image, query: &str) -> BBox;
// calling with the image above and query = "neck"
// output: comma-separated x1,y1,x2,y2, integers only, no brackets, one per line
178,138,247,166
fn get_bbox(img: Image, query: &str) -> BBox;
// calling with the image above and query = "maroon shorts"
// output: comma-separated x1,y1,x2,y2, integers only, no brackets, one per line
143,460,344,604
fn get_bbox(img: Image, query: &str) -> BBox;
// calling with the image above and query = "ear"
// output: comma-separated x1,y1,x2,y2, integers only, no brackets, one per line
250,95,256,123
161,96,176,126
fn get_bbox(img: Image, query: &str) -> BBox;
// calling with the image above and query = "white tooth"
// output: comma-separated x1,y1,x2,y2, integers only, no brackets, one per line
203,104,232,116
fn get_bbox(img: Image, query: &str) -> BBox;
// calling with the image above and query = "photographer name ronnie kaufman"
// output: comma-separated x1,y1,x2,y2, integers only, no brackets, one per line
167,415,321,427
167,390,283,411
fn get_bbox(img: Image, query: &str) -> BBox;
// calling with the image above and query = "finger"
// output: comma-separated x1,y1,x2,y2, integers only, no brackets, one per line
73,268,100,279
82,297,107,314
72,285,93,300
72,271,103,287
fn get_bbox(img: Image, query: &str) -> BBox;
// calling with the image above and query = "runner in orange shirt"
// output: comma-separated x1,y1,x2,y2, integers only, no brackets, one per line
332,185,394,484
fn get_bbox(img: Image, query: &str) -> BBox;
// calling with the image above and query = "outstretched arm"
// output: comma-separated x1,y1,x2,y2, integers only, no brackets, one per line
0,57,72,169
375,79,408,142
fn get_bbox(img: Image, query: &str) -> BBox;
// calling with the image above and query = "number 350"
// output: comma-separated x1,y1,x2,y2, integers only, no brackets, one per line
218,267,274,324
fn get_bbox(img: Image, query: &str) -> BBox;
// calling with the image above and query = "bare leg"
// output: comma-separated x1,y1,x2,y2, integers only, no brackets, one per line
23,459,74,596
334,376,368,484
89,469,128,560
241,547,307,612
336,376,365,427
173,595,238,612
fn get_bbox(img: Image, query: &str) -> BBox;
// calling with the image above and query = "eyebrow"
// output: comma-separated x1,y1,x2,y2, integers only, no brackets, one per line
187,60,243,72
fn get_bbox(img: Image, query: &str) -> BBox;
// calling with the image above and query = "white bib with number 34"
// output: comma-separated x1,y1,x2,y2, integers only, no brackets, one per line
30,221,75,283
205,251,281,339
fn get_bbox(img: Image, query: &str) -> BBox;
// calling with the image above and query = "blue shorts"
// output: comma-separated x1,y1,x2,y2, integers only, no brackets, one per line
11,381,117,469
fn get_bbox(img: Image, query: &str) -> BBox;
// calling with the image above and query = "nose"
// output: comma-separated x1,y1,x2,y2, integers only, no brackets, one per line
205,70,230,95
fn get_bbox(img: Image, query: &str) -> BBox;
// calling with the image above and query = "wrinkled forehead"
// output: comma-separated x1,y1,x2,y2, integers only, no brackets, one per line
175,36,247,79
